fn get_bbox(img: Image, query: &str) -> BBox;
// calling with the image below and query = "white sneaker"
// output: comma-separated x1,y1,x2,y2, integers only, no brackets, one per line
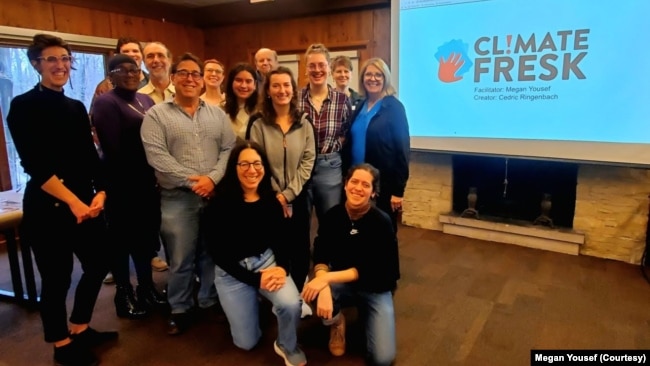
273,341,307,366
102,272,114,284
301,301,312,319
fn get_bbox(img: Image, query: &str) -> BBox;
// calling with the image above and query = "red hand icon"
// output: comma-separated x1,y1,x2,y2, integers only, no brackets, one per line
438,52,465,83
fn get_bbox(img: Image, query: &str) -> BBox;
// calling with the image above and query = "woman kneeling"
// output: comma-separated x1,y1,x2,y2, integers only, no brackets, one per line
302,163,399,366
204,141,306,366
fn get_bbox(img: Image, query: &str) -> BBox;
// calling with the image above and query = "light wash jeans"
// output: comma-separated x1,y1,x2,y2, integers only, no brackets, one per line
214,248,304,363
160,188,218,314
308,152,343,221
324,282,396,366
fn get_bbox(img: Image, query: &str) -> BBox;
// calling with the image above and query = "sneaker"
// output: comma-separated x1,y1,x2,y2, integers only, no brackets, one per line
53,341,98,366
300,301,312,319
273,341,307,366
328,313,346,356
151,257,169,272
102,272,114,284
70,327,118,348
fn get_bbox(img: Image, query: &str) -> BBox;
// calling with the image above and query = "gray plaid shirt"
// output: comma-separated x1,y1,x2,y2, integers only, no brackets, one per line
141,99,236,190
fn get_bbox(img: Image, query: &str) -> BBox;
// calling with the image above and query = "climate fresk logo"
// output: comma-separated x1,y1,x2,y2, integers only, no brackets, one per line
435,30,589,84
435,40,474,83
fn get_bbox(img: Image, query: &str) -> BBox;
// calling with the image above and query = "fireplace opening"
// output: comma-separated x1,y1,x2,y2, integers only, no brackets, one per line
452,155,578,228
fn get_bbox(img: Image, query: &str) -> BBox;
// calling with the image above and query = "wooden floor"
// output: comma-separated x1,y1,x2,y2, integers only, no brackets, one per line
2,225,650,366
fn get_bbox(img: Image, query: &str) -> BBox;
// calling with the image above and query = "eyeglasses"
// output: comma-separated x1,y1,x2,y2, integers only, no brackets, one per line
237,161,263,170
307,63,328,72
110,67,141,76
37,55,74,64
205,68,223,75
364,72,384,80
175,70,203,80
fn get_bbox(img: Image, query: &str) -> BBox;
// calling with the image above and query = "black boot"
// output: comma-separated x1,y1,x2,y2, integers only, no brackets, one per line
137,284,168,308
114,285,148,319
70,327,118,348
53,340,98,366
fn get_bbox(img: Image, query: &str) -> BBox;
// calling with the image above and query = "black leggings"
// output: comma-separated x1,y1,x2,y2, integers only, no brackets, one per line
285,191,311,293
105,187,160,287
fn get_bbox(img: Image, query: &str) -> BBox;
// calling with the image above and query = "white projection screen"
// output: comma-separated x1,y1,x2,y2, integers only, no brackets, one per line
391,0,650,166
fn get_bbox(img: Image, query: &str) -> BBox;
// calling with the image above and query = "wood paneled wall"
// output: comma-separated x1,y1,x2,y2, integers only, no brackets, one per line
0,0,204,58
203,7,390,87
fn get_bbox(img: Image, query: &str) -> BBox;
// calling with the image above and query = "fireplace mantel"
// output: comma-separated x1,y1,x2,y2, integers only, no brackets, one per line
439,214,584,255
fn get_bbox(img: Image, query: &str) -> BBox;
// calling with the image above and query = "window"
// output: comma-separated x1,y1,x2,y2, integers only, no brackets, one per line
0,45,106,190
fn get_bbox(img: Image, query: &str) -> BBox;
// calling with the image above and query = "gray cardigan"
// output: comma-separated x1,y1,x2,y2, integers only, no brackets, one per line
248,113,316,202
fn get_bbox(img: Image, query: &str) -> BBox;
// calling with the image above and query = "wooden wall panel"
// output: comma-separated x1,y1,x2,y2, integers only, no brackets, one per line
203,7,391,87
106,14,205,58
51,4,113,39
0,1,55,30
0,0,204,58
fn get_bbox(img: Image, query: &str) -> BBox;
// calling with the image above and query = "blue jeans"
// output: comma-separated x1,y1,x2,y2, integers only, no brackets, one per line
214,248,303,358
160,189,218,313
308,152,343,221
325,283,396,366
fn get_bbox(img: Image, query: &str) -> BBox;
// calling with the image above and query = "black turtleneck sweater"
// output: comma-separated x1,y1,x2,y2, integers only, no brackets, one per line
7,84,106,216
91,87,156,193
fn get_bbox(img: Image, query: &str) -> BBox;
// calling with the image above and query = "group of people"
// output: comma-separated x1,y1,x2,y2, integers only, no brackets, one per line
6,32,410,366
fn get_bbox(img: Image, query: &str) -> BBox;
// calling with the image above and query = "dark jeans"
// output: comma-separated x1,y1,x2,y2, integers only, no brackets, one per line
22,212,110,343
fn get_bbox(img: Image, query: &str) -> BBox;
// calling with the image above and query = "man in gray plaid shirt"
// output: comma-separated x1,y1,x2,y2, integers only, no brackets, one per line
141,52,236,335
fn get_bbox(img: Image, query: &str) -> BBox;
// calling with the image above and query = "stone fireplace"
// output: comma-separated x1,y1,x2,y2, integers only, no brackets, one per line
402,151,650,264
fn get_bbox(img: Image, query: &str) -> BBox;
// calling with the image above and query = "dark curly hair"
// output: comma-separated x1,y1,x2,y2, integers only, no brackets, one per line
214,140,274,200
27,34,72,64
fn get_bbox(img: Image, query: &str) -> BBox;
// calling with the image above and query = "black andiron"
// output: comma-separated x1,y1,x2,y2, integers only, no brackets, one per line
533,193,554,228
460,187,479,219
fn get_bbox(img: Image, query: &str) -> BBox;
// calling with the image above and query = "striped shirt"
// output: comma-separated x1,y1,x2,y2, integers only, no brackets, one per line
141,99,236,190
298,85,351,154
138,81,176,104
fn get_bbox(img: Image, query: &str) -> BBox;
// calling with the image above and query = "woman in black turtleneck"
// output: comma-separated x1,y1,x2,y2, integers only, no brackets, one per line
7,34,117,366
91,54,166,319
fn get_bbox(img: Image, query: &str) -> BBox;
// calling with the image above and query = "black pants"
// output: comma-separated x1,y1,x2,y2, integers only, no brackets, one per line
285,191,311,293
106,187,160,287
22,211,110,343
376,190,399,235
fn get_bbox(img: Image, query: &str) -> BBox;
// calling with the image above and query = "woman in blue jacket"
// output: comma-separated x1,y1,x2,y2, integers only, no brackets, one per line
342,57,410,234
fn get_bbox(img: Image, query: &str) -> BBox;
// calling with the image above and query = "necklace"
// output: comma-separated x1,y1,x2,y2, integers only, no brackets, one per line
310,91,327,103
127,98,147,116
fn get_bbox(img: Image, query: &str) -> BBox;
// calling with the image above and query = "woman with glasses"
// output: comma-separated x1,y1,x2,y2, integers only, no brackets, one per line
7,33,116,366
204,141,307,366
92,37,149,99
223,62,258,141
201,59,226,106
248,67,315,316
342,57,410,236
92,54,167,320
298,43,351,223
